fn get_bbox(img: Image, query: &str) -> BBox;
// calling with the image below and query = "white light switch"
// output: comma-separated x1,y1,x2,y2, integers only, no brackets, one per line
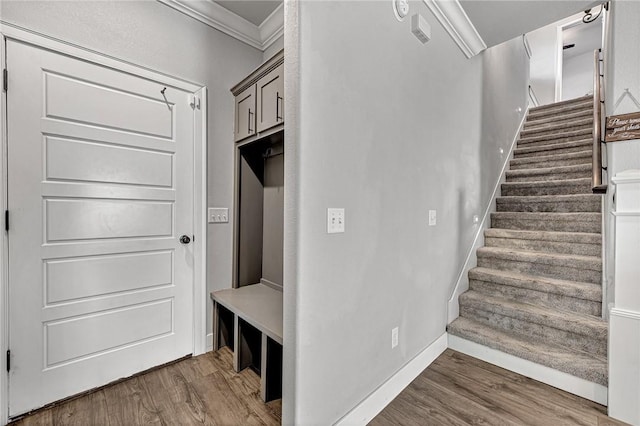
327,208,345,234
428,210,437,226
208,207,229,223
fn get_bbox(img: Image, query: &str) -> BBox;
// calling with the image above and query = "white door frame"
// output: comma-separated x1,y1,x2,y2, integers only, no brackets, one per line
0,22,208,424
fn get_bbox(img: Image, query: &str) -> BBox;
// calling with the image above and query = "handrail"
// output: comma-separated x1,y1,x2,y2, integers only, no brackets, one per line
592,49,607,194
528,85,539,107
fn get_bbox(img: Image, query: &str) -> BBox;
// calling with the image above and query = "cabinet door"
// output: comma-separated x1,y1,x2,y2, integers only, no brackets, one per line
256,64,284,133
235,85,256,142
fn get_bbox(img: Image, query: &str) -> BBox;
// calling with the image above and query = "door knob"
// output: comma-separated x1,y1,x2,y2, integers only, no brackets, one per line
179,235,191,244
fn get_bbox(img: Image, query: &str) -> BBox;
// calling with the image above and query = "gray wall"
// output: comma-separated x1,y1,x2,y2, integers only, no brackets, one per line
0,0,264,342
284,0,528,423
563,50,594,100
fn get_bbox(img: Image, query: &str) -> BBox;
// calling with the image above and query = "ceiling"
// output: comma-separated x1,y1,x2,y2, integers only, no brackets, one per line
459,0,601,49
215,1,282,26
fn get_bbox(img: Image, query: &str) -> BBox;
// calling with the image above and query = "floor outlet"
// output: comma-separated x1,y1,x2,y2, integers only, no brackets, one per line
392,327,399,349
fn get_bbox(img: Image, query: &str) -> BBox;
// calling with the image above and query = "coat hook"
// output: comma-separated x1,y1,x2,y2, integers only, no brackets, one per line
160,87,172,110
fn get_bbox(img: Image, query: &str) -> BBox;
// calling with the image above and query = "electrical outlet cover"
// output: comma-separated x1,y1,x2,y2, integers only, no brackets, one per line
327,208,345,234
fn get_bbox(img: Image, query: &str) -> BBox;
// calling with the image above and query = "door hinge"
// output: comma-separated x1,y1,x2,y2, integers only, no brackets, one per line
190,96,200,110
6,350,10,372
5,210,8,232
3,69,7,92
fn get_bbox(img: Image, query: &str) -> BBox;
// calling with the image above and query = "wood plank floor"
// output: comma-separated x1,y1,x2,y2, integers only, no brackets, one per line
11,347,281,426
12,348,627,425
371,349,626,426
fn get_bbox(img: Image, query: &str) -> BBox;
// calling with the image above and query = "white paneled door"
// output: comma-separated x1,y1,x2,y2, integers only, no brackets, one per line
6,39,195,416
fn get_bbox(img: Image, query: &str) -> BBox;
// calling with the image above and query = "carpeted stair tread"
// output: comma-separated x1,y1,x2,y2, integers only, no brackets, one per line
501,178,592,196
459,290,607,338
477,246,601,283
447,317,607,385
477,246,601,271
484,228,601,257
496,194,601,213
524,109,592,129
520,118,592,137
518,128,592,146
509,151,591,171
491,212,601,233
513,139,592,158
469,267,601,302
506,163,592,181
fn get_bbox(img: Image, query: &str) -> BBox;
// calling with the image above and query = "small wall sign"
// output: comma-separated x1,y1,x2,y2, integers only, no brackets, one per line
605,112,640,142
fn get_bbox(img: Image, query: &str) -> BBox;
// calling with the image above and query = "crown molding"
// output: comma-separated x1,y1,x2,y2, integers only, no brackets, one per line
259,3,285,50
422,0,486,58
157,0,283,52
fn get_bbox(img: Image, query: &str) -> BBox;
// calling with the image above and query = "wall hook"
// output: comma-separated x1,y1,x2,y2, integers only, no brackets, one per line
160,87,172,110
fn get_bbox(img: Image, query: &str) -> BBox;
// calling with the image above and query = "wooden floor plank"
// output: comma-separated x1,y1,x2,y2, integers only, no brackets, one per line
12,347,628,426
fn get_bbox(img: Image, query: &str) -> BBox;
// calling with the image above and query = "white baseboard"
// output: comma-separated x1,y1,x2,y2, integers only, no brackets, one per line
447,111,528,323
335,333,448,426
448,334,608,405
206,332,213,352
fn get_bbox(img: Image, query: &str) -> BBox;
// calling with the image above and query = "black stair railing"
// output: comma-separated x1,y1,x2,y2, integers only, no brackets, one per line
592,48,608,194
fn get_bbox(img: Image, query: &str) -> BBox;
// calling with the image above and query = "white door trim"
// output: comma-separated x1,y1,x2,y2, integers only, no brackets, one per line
0,22,207,423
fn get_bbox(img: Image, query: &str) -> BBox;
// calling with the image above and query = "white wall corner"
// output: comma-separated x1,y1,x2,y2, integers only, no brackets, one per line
422,0,487,58
335,333,447,426
447,111,528,323
259,3,285,51
157,0,263,50
608,308,640,425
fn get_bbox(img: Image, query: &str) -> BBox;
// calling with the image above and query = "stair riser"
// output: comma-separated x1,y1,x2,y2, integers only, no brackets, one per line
459,306,607,357
524,110,592,129
509,156,591,170
518,131,592,146
477,256,601,284
491,216,600,233
469,280,602,316
496,197,601,213
447,320,608,386
484,236,601,257
520,124,592,139
501,183,592,196
516,135,592,149
506,170,591,182
514,144,592,159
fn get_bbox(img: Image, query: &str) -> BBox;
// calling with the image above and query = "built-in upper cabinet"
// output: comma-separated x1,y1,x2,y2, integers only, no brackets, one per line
232,49,284,143
234,85,256,141
256,64,284,133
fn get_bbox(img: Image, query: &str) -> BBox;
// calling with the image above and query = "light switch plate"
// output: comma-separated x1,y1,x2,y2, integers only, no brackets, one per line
208,207,229,223
327,208,345,234
428,210,437,226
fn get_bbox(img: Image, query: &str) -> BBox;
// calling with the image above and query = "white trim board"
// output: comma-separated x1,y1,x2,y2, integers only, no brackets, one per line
447,110,529,323
448,334,608,405
422,0,486,58
0,23,208,423
157,0,284,52
335,333,448,426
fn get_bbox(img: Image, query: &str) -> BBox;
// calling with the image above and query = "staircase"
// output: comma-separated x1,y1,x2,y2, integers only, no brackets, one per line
447,95,607,387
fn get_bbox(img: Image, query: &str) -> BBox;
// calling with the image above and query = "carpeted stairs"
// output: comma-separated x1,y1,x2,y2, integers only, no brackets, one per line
447,95,607,386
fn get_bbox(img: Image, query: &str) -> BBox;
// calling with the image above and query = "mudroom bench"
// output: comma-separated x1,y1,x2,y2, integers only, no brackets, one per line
210,283,283,402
